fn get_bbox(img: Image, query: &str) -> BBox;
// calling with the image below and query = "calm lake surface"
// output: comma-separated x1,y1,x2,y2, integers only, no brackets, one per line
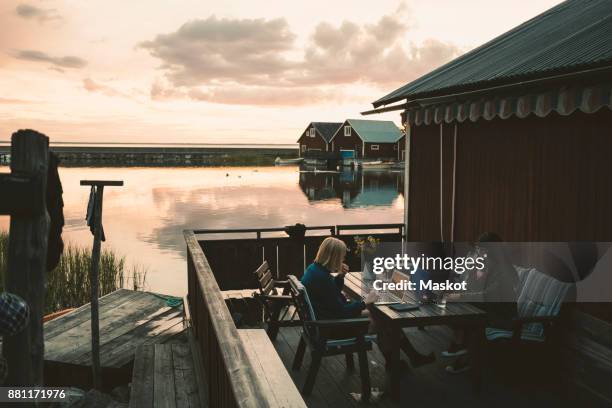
0,166,404,295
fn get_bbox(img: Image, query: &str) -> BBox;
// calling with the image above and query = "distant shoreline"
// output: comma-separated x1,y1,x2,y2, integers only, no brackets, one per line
0,141,297,149
0,144,298,167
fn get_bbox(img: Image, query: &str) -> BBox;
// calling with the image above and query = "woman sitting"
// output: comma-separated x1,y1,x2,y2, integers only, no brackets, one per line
302,237,434,368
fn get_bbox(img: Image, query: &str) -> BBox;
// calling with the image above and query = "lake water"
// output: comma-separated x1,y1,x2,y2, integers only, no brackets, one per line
0,166,404,295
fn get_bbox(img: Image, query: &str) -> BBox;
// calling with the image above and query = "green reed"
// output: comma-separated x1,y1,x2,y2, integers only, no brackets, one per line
0,230,147,314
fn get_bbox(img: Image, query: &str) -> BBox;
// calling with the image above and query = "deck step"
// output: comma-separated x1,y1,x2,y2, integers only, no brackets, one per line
129,343,202,408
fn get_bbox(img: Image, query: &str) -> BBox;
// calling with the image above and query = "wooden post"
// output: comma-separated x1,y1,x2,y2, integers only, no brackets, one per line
3,129,50,387
80,180,123,389
90,185,103,390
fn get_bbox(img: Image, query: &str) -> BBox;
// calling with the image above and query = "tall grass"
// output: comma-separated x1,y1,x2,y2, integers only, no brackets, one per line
0,230,147,314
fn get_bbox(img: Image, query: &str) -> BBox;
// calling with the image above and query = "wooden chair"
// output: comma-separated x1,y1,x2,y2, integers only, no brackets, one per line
485,266,575,384
486,266,574,345
253,261,300,341
287,275,374,401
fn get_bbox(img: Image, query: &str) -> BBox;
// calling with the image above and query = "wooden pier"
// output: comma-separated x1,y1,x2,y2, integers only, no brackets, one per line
44,289,186,390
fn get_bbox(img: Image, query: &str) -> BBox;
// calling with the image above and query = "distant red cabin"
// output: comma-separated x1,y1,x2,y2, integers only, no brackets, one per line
297,122,341,157
330,119,404,160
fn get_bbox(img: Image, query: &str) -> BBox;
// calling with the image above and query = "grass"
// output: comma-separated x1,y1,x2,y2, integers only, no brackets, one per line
0,230,146,314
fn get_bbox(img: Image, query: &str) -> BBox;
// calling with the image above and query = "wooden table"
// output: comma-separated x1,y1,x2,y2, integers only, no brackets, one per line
342,271,487,401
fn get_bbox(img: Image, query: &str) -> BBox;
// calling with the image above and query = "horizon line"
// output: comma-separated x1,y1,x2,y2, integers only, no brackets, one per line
0,141,298,146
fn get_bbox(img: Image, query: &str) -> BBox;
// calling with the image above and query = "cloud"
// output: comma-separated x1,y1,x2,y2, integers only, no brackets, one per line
0,97,37,104
150,79,334,106
13,49,87,69
141,8,462,106
298,15,459,86
15,3,61,23
82,78,129,98
186,86,333,106
140,16,296,87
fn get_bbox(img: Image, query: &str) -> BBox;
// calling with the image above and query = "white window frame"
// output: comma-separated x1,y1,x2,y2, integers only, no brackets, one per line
344,126,351,136
371,144,379,151
309,128,315,137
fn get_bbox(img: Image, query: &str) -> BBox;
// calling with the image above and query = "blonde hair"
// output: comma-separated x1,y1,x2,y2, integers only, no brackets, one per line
314,237,347,273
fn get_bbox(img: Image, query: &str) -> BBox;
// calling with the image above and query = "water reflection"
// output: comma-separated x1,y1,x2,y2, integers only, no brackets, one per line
0,165,403,296
299,169,404,208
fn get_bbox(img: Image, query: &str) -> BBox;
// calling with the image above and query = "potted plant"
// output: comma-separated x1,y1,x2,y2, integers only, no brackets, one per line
353,235,380,281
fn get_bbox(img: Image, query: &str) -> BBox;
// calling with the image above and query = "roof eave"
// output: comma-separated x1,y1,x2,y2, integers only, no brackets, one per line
372,62,612,110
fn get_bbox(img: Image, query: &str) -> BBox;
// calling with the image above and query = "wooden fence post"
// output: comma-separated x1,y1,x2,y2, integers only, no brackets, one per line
4,129,50,387
90,185,103,390
80,180,123,390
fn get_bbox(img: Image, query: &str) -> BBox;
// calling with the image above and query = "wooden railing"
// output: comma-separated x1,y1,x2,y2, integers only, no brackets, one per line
195,223,404,290
186,230,281,407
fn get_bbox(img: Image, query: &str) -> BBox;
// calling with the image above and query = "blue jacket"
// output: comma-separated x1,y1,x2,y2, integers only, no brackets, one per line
301,262,365,320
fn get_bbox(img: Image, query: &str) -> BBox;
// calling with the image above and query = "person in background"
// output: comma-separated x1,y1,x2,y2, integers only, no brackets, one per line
302,237,435,369
0,292,30,384
443,232,518,373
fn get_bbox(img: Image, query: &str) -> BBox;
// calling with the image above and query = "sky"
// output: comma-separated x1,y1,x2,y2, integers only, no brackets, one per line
0,0,563,145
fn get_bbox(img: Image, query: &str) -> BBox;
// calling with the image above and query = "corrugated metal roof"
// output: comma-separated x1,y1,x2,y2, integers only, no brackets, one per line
312,122,342,143
346,119,402,143
373,0,612,108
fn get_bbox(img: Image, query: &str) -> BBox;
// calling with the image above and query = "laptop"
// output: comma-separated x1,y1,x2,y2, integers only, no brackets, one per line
360,270,406,305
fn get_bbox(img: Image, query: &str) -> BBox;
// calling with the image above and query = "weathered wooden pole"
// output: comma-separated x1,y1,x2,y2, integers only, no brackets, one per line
4,130,49,387
80,180,123,390
90,185,103,390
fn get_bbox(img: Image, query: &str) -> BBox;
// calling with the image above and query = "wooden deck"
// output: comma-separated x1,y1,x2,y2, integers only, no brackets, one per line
130,343,202,408
272,325,588,408
44,289,186,389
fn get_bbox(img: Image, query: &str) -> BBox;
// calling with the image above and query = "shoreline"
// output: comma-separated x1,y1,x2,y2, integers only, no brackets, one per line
0,145,298,166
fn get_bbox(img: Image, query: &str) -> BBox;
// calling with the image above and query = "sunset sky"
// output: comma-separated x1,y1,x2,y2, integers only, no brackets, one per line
0,0,562,145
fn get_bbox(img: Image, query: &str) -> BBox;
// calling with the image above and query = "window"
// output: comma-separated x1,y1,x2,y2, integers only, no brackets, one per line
371,144,379,151
393,144,398,151
309,128,315,137
301,145,307,152
344,126,351,136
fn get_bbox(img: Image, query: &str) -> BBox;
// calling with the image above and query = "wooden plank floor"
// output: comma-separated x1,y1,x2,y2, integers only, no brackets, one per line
130,343,201,408
45,289,186,369
273,325,580,408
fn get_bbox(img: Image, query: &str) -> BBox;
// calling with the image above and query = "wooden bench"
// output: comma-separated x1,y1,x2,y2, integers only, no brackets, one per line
129,343,202,408
238,329,306,408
